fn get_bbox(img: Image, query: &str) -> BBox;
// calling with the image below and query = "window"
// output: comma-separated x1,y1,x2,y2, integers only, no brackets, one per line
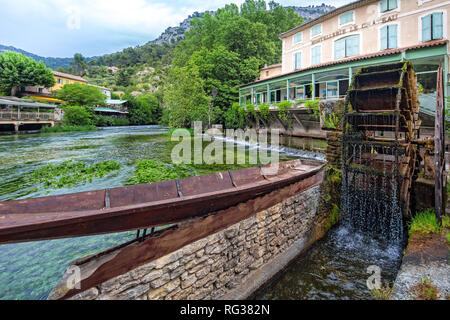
57,78,62,84
380,25,398,50
311,24,322,38
294,52,302,70
293,32,302,44
339,11,354,26
311,46,321,66
295,86,305,99
380,0,398,13
327,81,339,98
66,80,69,84
334,35,360,59
422,12,443,42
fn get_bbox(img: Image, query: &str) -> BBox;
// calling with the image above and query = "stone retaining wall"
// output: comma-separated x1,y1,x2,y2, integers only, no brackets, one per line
62,185,323,300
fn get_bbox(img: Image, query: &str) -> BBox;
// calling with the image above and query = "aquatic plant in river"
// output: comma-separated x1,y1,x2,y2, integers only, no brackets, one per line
27,160,121,190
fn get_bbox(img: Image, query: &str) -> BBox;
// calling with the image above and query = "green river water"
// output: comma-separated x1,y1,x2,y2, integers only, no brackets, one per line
0,125,305,300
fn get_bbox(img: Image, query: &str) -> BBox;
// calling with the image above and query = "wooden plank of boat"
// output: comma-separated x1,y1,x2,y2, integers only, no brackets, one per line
0,159,325,244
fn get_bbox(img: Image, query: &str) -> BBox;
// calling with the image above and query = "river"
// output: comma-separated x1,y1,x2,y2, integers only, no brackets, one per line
0,126,403,300
0,125,322,300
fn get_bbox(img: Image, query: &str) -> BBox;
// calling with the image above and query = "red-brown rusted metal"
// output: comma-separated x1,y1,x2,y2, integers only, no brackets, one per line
0,159,325,244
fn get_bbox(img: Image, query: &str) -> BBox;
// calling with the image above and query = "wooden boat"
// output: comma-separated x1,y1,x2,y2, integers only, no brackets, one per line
0,159,325,244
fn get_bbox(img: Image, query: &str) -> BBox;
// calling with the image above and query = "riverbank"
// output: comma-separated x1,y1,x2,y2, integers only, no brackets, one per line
392,212,449,300
40,125,98,133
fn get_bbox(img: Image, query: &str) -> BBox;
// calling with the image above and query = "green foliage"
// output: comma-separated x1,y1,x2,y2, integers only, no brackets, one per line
258,103,270,120
171,0,302,127
410,277,440,300
224,102,246,129
41,125,97,133
275,101,293,124
127,160,194,185
54,83,106,106
72,53,87,76
323,113,341,130
127,93,162,125
62,105,96,126
164,66,210,128
371,283,394,300
408,209,448,236
324,204,340,232
27,160,121,190
0,51,55,95
305,99,320,119
95,116,130,127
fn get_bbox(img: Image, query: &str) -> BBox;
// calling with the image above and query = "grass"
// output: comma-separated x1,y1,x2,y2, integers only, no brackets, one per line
408,209,449,236
410,277,440,300
41,125,98,133
370,283,394,300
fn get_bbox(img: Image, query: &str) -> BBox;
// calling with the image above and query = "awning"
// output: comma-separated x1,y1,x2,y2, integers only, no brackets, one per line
94,107,128,114
0,98,59,108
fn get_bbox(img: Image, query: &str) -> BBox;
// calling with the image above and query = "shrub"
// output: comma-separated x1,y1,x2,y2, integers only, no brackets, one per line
275,101,293,125
305,99,320,119
258,103,271,121
62,105,95,126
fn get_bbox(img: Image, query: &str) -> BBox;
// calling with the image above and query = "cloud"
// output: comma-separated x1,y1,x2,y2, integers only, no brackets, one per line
0,0,352,57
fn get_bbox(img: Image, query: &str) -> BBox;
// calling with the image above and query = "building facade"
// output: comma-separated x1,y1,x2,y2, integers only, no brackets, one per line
51,71,88,91
240,0,449,116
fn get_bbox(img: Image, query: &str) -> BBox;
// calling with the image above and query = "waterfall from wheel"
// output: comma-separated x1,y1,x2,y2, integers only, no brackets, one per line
341,62,421,243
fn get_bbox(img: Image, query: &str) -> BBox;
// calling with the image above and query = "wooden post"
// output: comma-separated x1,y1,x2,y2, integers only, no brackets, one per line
435,62,445,223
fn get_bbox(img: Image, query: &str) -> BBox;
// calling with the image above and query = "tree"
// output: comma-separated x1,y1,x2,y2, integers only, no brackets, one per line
164,66,210,128
128,93,161,125
62,105,95,126
54,83,106,106
116,68,132,87
72,53,87,76
170,0,303,127
0,51,55,96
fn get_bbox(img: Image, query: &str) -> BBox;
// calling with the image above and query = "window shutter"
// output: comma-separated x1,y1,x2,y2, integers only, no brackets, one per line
432,12,443,40
340,12,353,25
389,25,398,48
422,15,432,42
380,0,388,12
294,52,302,69
388,0,398,10
335,38,345,59
380,26,388,50
312,46,321,65
346,35,360,57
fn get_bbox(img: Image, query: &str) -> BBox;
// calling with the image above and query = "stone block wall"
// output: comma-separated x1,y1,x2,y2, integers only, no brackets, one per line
326,131,342,168
66,185,322,300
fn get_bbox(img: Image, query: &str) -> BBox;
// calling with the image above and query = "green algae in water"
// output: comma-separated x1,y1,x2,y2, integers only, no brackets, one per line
27,160,122,190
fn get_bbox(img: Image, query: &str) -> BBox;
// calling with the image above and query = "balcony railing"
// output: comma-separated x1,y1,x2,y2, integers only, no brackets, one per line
0,112,57,121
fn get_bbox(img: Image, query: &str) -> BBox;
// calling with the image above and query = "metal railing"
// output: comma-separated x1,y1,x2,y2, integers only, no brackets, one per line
0,112,56,121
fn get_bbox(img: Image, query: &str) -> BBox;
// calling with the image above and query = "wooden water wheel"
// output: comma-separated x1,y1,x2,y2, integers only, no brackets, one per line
342,61,422,217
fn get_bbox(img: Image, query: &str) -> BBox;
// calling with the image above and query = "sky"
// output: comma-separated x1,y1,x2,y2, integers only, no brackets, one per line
0,0,354,58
